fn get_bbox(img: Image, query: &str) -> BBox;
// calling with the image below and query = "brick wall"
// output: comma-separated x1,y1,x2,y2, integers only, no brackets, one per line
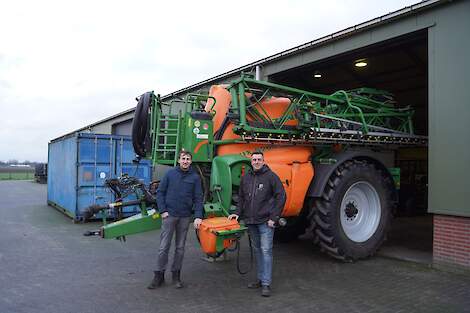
433,214,470,269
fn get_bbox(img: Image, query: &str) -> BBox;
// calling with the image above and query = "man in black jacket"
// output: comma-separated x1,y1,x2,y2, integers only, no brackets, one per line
228,151,286,297
148,150,203,290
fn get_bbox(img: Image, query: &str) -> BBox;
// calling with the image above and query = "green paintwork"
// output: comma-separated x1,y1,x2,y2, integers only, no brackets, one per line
204,155,250,217
228,75,419,139
98,191,162,239
101,209,162,239
388,167,401,190
427,0,470,217
182,114,214,162
143,74,426,221
204,201,226,217
214,226,248,253
149,93,215,166
148,74,425,169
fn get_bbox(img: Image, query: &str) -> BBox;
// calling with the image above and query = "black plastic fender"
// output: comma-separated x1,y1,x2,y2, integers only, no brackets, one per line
308,149,395,198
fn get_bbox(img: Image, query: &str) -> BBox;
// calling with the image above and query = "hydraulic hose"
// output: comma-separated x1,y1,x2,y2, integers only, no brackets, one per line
82,199,143,220
235,234,253,275
194,228,253,275
132,91,153,157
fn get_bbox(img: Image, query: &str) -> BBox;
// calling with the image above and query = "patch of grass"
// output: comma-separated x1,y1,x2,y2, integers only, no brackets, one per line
0,172,35,180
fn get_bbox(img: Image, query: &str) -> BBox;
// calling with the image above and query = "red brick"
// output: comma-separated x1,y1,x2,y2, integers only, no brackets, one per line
434,246,453,253
434,230,455,237
435,216,470,225
454,250,470,257
433,215,470,269
437,251,455,259
434,230,469,238
451,239,470,246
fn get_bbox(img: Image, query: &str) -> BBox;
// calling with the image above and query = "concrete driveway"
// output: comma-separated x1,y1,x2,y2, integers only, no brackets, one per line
1,180,469,313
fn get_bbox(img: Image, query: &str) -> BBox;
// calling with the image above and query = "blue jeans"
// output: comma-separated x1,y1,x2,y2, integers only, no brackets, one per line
247,223,274,286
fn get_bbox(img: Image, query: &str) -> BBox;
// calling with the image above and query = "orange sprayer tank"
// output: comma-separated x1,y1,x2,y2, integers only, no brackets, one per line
198,217,242,254
204,85,315,217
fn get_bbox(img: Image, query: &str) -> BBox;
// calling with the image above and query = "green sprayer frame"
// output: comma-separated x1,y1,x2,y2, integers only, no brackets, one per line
148,74,426,166
89,75,427,241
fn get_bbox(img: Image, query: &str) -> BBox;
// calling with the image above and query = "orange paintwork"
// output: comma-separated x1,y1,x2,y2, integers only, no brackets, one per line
204,85,316,217
194,140,209,154
269,161,314,216
205,85,231,133
204,85,298,132
198,217,242,254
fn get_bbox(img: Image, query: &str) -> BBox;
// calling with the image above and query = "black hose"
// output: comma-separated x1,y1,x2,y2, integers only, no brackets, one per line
194,221,253,275
213,115,231,156
236,234,253,275
214,115,230,141
82,199,143,220
132,92,153,157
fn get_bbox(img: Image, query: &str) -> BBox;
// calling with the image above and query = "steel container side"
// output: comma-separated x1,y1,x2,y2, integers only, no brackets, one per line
48,133,152,221
47,135,78,218
76,134,116,218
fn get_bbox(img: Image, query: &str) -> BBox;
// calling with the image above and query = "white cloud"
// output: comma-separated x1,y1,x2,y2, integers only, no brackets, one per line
0,0,419,162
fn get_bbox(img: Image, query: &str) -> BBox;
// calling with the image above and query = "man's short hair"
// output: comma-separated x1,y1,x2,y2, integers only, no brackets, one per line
179,150,192,159
251,150,264,158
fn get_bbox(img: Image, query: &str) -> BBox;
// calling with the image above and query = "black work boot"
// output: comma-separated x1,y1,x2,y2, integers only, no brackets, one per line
261,285,271,297
172,270,183,289
247,281,262,289
147,271,164,289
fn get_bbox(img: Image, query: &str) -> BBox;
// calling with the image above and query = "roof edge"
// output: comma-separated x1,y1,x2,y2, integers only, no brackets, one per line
59,0,449,141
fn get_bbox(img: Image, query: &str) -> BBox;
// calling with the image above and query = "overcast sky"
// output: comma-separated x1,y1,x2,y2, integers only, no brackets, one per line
0,0,419,162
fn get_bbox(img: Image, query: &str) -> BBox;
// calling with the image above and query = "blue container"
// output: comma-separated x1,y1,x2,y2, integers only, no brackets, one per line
47,133,152,221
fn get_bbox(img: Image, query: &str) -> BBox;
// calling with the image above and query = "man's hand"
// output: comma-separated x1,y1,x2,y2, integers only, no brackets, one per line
267,219,275,228
161,212,169,219
193,218,202,229
227,214,239,221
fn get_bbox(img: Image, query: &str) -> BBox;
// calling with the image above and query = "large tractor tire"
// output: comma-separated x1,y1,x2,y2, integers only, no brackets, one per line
311,160,394,261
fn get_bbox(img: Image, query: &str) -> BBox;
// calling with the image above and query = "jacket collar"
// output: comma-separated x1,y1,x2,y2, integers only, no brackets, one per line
252,164,269,175
176,165,193,174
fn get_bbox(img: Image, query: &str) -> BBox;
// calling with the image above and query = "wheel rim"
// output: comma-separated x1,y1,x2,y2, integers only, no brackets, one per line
340,181,381,243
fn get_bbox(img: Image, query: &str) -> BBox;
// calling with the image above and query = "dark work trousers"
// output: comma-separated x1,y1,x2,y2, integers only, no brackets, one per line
156,215,191,272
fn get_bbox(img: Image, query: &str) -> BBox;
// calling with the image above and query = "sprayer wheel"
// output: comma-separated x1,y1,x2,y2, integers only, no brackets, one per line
311,160,394,261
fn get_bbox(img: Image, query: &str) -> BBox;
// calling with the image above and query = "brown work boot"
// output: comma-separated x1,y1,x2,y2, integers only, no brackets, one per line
147,271,164,289
261,285,271,297
172,270,183,289
247,281,262,289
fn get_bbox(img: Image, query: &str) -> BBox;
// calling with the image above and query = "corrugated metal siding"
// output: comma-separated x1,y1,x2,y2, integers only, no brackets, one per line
112,120,132,136
427,0,470,217
48,135,78,215
47,133,152,220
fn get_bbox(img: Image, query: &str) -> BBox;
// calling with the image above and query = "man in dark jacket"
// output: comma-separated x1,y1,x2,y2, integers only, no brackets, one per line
148,150,203,290
228,151,286,297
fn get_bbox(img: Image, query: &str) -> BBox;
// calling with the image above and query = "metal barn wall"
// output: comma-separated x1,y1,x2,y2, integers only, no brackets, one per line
427,0,470,217
261,19,433,79
112,119,133,136
89,112,134,134
258,1,469,217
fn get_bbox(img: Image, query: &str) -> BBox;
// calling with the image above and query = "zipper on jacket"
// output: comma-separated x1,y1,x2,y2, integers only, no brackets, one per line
249,174,257,219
